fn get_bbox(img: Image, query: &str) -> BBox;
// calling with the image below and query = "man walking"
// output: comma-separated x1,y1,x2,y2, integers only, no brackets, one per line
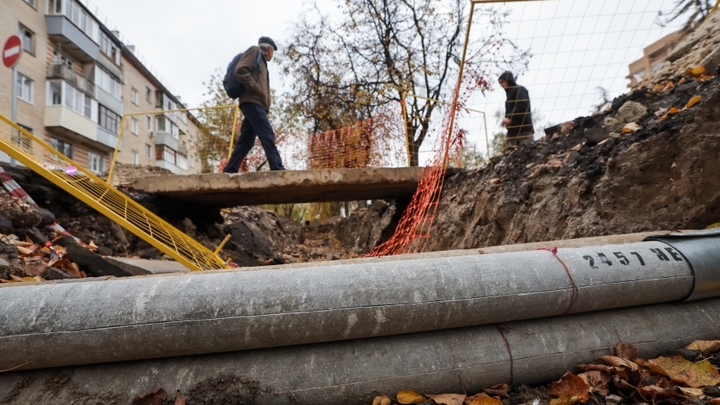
223,37,286,173
499,71,534,149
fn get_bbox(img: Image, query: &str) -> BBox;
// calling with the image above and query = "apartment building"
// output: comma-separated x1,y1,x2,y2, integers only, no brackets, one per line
627,28,689,88
0,0,201,175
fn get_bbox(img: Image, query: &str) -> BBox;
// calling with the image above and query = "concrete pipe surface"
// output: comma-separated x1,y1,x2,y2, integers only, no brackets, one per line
0,231,717,371
1,297,719,405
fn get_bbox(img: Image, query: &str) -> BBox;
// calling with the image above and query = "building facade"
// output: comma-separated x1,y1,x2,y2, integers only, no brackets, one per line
0,0,201,175
627,29,689,88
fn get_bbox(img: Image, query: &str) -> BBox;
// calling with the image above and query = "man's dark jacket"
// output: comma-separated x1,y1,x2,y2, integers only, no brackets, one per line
502,72,533,137
234,46,271,112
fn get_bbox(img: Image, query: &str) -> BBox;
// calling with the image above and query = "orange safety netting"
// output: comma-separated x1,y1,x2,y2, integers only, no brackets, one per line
307,117,377,169
220,111,406,172
369,43,503,256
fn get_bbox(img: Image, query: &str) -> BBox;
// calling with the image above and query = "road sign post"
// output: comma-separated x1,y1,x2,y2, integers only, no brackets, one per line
4,35,23,166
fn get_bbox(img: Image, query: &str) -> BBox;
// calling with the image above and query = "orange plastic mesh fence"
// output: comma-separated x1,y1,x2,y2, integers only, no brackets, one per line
224,111,408,172
369,21,508,256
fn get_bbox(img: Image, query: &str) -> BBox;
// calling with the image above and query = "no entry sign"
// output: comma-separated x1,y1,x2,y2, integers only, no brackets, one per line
3,35,22,68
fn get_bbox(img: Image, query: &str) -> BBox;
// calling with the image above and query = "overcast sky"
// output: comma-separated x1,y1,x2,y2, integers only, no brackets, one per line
85,0,688,161
86,0,336,107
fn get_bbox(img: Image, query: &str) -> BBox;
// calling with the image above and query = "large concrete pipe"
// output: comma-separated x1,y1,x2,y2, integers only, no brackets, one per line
1,297,719,405
0,229,718,371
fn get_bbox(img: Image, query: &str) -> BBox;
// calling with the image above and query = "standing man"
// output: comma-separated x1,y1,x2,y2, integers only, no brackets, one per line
499,71,534,149
223,37,286,173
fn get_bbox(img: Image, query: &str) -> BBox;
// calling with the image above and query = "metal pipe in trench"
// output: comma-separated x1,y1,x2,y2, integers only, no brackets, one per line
0,229,718,371
1,296,720,405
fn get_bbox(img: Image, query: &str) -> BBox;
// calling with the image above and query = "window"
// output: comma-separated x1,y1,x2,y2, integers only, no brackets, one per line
131,150,139,165
131,88,138,105
18,25,35,55
100,31,121,65
12,124,33,151
156,116,166,132
156,145,177,164
146,115,152,130
48,0,62,14
52,50,73,69
145,87,151,102
96,67,121,100
88,152,105,173
99,105,120,134
61,82,92,118
16,73,33,103
49,81,92,117
51,138,73,159
48,81,62,105
23,0,37,8
177,154,188,170
145,143,151,158
131,118,138,135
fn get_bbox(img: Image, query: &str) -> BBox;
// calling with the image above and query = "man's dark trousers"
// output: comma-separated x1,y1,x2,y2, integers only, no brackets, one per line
223,103,285,172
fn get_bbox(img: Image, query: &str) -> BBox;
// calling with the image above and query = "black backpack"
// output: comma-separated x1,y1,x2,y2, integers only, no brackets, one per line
223,49,263,99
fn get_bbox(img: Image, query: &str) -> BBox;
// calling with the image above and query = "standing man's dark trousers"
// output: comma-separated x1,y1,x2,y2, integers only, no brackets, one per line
223,103,285,173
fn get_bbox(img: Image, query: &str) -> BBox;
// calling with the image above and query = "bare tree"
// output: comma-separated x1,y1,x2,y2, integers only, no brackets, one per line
282,0,527,166
657,0,714,30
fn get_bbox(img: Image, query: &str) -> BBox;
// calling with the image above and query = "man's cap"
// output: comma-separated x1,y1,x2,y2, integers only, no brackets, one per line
498,71,517,86
258,36,277,51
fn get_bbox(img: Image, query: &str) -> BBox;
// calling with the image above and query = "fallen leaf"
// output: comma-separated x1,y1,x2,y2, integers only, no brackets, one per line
23,256,48,277
636,384,685,401
622,122,641,133
685,95,702,109
549,395,582,405
373,395,392,405
430,393,466,405
489,178,502,185
570,143,583,152
467,395,503,405
174,391,188,405
659,107,681,121
17,246,36,255
397,390,426,404
9,275,23,282
689,66,707,77
611,375,635,396
686,340,720,356
595,356,639,371
678,387,705,397
550,372,591,402
132,388,166,405
647,356,720,387
481,391,504,399
579,371,611,396
577,363,615,373
614,342,638,360
51,258,82,278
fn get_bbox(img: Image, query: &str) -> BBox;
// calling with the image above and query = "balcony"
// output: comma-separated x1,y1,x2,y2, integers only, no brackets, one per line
154,132,179,151
45,15,99,63
45,105,98,144
47,64,94,95
96,126,120,150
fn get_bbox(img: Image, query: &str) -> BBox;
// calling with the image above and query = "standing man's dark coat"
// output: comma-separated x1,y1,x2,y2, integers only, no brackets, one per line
499,71,533,145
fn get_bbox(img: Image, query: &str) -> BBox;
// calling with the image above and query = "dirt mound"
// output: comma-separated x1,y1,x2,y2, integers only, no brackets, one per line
423,76,720,251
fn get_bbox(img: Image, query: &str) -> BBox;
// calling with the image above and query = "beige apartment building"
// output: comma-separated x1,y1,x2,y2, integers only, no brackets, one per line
0,0,201,175
627,28,689,88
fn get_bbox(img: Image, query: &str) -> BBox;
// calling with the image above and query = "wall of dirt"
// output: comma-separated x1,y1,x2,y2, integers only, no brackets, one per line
421,77,720,252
